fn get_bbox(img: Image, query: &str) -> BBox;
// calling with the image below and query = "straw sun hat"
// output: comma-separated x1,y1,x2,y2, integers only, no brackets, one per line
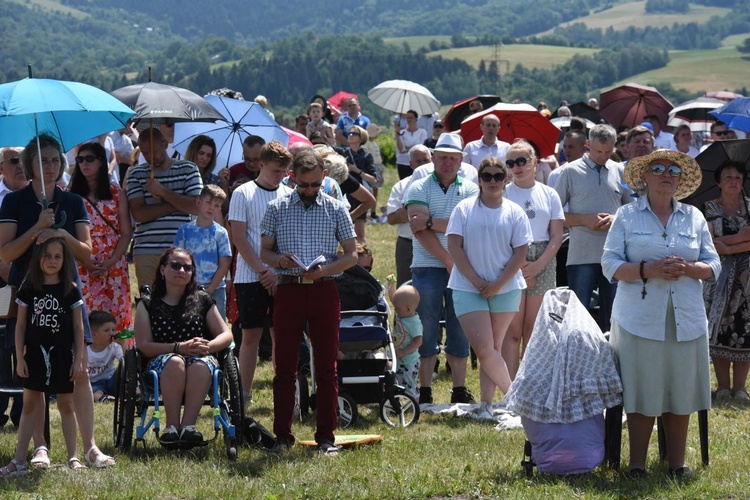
624,149,702,200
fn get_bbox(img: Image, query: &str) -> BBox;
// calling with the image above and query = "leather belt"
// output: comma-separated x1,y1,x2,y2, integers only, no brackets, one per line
277,275,335,285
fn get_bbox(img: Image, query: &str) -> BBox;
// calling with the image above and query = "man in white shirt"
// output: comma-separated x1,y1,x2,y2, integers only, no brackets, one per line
645,115,676,151
463,114,511,168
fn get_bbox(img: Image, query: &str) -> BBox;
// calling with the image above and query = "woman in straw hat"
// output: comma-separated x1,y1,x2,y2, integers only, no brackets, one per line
602,150,720,478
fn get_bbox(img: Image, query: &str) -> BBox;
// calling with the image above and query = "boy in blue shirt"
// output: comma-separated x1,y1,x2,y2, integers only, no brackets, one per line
173,185,232,319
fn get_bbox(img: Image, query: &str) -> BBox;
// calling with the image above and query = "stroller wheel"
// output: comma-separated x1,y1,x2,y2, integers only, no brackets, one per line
337,392,358,428
380,393,420,428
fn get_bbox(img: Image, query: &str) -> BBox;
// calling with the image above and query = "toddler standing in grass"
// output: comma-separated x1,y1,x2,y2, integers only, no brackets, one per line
173,185,232,319
386,275,422,400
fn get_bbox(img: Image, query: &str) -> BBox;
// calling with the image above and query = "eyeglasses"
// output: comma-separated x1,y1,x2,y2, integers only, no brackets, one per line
76,155,98,164
297,182,322,189
243,156,260,163
349,132,361,137
168,261,193,272
651,164,682,177
714,130,731,137
505,157,529,169
0,157,20,165
434,124,444,129
479,172,507,183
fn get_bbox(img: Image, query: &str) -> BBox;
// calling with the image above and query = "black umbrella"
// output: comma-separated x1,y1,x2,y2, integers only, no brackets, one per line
111,81,224,125
682,139,750,209
443,94,502,131
553,101,607,125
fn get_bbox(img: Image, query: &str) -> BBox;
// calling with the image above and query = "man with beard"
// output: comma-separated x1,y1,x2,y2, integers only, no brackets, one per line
260,149,357,455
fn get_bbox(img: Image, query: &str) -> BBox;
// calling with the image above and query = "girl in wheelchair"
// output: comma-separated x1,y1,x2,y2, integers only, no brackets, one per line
134,247,233,446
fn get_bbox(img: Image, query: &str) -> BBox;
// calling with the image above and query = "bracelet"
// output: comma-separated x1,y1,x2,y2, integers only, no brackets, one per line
640,261,647,300
173,342,180,354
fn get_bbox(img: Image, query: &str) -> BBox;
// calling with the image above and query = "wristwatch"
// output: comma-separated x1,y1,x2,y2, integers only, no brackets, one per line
425,216,433,230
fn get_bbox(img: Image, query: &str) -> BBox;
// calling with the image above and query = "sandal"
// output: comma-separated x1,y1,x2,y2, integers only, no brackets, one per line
30,446,50,469
0,458,29,478
84,446,115,468
67,457,87,472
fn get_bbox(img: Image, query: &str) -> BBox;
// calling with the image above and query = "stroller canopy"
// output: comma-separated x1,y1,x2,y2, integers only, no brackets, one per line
504,288,623,424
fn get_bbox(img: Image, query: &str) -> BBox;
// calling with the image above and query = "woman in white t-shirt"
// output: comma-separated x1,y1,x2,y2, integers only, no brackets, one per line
446,156,532,414
394,110,427,180
502,140,565,380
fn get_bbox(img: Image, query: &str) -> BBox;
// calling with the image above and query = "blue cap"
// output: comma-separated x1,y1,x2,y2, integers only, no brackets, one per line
639,121,654,132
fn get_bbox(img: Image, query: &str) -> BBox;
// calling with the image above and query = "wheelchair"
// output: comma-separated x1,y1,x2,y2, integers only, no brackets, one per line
112,345,245,460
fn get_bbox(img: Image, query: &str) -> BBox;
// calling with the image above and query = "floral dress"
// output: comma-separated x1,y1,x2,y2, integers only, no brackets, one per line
703,198,750,362
77,185,132,333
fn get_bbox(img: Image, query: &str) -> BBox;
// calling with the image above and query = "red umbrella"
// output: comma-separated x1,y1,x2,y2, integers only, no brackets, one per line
459,103,561,158
599,83,673,130
443,95,502,131
705,91,744,102
327,91,358,115
282,126,312,147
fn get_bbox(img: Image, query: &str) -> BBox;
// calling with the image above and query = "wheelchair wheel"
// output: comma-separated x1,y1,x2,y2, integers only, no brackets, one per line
114,348,138,450
220,349,244,459
337,392,358,428
380,392,419,428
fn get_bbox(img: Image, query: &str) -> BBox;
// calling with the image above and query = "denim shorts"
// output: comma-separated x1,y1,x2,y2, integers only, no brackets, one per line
452,289,522,317
412,267,469,358
147,353,219,377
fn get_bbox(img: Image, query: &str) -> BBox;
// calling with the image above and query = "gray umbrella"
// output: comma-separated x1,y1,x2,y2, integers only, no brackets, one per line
111,81,223,125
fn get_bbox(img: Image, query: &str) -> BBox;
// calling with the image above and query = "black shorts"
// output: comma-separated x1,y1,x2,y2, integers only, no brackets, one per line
23,344,74,394
235,282,274,329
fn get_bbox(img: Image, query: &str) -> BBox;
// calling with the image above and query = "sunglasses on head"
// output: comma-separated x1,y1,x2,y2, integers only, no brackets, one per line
168,261,193,272
76,155,98,164
651,164,682,177
505,157,528,169
1,157,20,165
479,171,507,183
297,182,322,189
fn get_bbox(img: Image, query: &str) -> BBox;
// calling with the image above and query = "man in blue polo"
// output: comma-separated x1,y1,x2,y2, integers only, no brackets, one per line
334,97,370,147
404,133,479,405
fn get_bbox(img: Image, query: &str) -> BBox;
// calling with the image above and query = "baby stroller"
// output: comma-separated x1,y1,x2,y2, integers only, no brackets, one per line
299,265,419,428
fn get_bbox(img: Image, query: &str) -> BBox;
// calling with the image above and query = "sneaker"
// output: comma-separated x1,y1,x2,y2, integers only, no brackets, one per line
475,401,495,420
451,386,476,404
161,425,179,443
715,388,731,400
270,440,293,454
316,441,341,456
419,387,433,405
668,466,694,479
734,389,750,401
179,425,203,443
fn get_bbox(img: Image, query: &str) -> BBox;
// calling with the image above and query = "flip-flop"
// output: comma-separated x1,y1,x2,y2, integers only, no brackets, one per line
84,446,116,468
67,457,87,472
0,459,29,477
30,446,50,469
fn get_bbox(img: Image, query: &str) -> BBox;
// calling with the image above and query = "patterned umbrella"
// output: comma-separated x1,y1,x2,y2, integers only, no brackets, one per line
667,97,724,133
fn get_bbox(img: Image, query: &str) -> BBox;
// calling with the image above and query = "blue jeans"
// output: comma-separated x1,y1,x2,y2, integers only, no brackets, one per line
566,264,617,332
412,267,469,358
210,287,227,321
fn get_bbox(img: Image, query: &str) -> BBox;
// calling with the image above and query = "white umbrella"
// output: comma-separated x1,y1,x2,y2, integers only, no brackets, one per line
367,80,440,115
667,97,725,133
550,116,596,130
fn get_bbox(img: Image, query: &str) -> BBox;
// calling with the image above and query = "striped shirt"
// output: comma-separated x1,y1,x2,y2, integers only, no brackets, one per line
404,173,478,269
228,180,292,283
125,160,203,255
261,190,356,277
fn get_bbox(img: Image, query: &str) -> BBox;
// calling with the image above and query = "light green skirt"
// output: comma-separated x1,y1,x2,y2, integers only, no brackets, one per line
609,298,711,416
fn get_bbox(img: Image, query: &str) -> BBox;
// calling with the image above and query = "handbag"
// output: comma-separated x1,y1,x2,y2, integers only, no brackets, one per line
0,284,17,319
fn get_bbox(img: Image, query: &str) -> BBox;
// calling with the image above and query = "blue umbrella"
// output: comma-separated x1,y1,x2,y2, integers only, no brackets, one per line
0,74,135,210
709,97,750,133
172,95,288,172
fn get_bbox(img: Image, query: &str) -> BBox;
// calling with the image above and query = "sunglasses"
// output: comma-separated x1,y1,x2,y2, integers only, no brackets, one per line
434,124,444,129
297,182,322,189
349,132,361,137
1,157,20,165
168,261,193,272
651,164,682,177
479,172,507,183
505,157,529,169
76,155,99,164
714,130,731,137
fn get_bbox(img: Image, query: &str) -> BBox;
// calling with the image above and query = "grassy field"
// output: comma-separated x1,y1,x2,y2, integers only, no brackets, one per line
427,44,600,71
1,167,749,498
6,0,88,19
609,45,750,94
537,1,730,35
